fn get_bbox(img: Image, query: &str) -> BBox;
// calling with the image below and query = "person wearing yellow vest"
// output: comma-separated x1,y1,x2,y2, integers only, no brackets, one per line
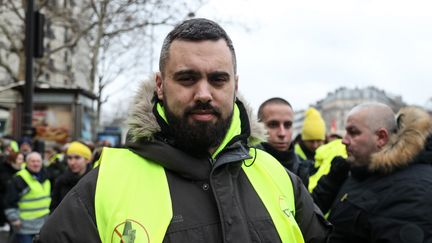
307,139,347,192
4,152,50,243
37,18,330,243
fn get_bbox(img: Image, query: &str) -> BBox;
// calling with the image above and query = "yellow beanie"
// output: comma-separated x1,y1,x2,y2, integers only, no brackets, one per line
301,108,326,140
67,141,92,160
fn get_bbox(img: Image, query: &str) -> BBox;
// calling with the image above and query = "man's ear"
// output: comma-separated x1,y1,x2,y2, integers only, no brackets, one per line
234,75,239,93
155,72,164,100
375,128,389,149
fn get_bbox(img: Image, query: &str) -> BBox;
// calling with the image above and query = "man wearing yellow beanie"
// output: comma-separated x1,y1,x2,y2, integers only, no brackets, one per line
294,107,326,164
50,141,92,211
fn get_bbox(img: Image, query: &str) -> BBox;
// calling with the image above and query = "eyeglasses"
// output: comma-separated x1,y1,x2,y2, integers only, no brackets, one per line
67,155,83,160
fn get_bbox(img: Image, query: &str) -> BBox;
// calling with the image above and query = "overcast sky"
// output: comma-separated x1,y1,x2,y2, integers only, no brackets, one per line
105,0,432,119
193,0,432,111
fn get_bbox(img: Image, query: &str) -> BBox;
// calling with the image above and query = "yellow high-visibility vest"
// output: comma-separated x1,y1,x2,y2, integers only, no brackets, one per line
294,144,307,161
95,147,304,243
308,139,347,192
16,169,51,220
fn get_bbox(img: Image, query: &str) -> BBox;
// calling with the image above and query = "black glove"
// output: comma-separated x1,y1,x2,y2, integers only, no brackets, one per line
327,156,350,183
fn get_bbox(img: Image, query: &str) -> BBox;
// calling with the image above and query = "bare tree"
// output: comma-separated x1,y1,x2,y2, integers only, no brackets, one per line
0,0,206,131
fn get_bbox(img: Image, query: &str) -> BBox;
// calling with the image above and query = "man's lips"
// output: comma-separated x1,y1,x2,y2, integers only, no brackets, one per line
189,110,216,121
274,143,289,149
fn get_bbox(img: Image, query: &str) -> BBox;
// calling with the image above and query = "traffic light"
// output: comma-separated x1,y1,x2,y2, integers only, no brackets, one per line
34,11,45,58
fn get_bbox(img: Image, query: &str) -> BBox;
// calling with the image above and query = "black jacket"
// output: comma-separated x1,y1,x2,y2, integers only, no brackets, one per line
311,156,350,214
327,107,432,243
49,165,91,211
258,142,312,187
36,80,330,243
0,161,20,225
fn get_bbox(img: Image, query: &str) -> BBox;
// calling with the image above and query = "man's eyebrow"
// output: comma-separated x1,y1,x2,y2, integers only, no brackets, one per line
173,70,201,79
207,71,230,78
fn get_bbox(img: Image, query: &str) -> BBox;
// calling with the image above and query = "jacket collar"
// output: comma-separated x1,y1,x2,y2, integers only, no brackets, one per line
369,106,432,173
125,76,265,179
126,76,266,146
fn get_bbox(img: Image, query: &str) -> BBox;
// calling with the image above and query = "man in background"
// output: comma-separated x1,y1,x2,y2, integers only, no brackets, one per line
328,103,432,242
4,152,50,243
257,97,312,187
294,107,326,164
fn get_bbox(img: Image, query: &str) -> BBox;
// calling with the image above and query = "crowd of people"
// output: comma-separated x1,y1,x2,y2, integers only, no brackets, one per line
0,18,431,243
0,138,108,243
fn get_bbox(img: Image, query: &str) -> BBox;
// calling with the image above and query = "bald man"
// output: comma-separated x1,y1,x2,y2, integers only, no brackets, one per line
4,152,51,243
327,103,432,243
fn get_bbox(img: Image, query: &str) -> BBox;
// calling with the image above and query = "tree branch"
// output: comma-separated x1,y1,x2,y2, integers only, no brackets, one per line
8,0,25,22
45,21,98,55
0,22,22,53
103,19,171,38
0,55,18,83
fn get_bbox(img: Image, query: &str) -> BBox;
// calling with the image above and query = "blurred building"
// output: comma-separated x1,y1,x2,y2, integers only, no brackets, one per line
0,2,95,143
293,86,406,137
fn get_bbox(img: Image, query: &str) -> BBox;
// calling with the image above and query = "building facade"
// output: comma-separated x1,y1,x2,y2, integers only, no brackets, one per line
0,1,95,142
293,86,406,137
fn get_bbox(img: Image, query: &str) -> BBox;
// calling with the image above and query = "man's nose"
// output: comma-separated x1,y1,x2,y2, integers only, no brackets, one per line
342,135,349,145
194,81,212,103
277,125,287,136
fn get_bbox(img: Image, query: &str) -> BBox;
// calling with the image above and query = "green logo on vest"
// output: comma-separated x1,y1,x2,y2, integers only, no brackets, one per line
122,220,135,243
112,219,149,243
279,195,294,218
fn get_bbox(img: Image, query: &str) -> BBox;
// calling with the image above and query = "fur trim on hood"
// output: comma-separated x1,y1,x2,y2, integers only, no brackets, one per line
126,75,266,144
370,106,432,173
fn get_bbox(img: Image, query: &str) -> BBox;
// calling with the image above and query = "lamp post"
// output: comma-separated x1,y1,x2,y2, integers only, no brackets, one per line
22,0,35,138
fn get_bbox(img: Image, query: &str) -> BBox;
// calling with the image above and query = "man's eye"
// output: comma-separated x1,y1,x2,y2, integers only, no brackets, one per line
266,122,279,128
347,129,360,136
177,76,195,84
284,122,292,129
211,77,228,85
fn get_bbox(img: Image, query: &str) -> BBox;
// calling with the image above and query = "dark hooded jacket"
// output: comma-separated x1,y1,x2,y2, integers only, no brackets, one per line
327,106,432,243
49,164,92,211
36,79,330,243
258,142,312,188
0,160,20,225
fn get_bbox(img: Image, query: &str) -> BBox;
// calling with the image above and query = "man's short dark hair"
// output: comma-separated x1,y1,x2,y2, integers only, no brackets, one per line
257,97,292,121
159,18,237,76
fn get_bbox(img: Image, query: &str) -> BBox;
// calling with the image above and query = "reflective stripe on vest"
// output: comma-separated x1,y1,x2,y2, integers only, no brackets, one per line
16,169,51,220
95,147,304,243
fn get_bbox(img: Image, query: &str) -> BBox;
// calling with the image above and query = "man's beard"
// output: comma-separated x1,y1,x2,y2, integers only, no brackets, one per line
164,101,233,156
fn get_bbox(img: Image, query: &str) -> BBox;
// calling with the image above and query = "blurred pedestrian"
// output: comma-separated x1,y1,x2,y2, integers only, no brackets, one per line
0,152,24,239
307,139,347,192
45,146,67,187
49,141,92,211
294,107,326,163
4,152,50,243
18,138,32,159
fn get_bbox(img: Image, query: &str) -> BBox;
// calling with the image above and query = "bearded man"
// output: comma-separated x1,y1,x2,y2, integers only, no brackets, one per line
37,18,330,243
